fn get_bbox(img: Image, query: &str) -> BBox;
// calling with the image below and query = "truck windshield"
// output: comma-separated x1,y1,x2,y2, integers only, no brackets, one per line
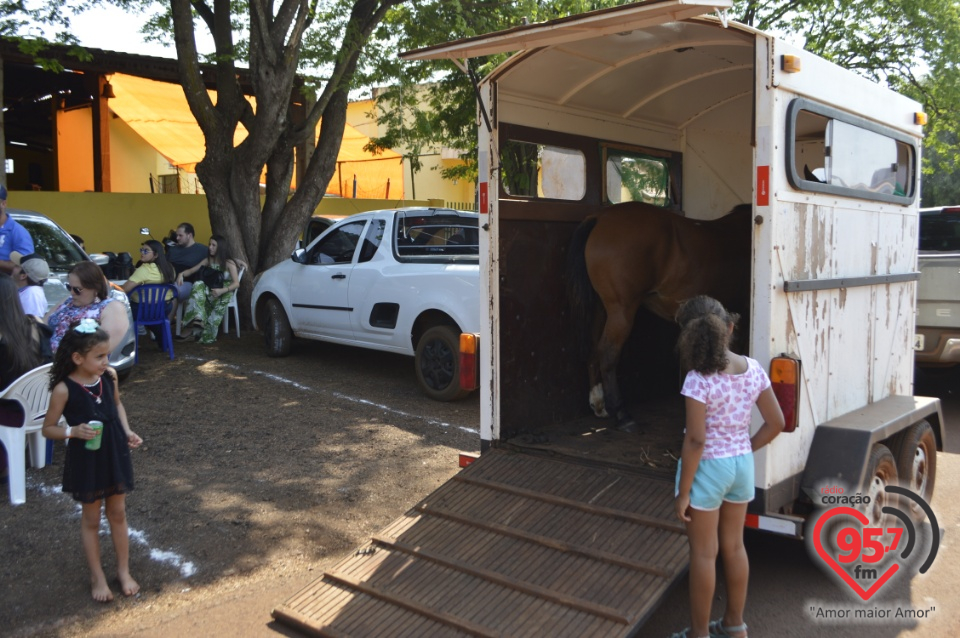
919,210,960,252
18,218,88,272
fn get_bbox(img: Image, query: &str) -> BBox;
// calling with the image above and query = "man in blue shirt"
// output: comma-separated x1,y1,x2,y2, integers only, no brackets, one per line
0,184,35,275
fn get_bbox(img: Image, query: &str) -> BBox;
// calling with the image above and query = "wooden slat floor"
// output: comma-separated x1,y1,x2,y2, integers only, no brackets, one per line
272,448,689,637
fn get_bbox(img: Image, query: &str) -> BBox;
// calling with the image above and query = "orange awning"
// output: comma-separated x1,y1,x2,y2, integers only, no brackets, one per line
107,73,403,196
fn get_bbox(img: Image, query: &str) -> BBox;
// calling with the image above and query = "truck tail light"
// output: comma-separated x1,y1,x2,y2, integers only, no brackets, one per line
459,333,479,391
770,355,801,433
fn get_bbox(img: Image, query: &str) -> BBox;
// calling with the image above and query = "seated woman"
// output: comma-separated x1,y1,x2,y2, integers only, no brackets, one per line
176,234,240,344
46,261,129,354
0,273,46,482
122,240,176,347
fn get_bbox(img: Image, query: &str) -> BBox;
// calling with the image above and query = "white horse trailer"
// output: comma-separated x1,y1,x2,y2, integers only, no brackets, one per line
273,3,944,635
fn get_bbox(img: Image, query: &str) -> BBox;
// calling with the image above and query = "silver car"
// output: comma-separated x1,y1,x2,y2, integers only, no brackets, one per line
11,209,137,379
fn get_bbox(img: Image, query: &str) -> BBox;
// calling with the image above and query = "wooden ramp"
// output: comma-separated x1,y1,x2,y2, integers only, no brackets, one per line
273,449,688,637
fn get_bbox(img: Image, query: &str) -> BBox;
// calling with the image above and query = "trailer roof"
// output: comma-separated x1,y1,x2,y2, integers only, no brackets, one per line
400,0,733,61
401,1,759,131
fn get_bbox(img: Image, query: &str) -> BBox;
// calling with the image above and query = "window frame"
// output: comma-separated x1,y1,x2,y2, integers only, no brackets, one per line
785,98,917,205
600,141,679,208
498,139,587,201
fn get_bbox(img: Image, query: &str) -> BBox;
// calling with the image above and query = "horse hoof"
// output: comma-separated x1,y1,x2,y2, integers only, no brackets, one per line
616,419,640,434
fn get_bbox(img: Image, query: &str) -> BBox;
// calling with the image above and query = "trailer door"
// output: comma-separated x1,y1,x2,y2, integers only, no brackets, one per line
273,449,687,637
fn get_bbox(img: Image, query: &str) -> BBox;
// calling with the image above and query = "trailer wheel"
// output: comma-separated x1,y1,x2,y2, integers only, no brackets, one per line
889,421,937,519
862,444,899,529
264,299,293,357
415,325,469,402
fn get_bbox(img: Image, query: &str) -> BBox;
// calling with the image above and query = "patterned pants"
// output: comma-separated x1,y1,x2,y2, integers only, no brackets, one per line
183,282,233,344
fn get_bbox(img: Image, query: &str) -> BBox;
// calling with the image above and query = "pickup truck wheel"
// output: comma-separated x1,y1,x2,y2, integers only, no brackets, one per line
890,421,937,519
862,444,899,529
264,299,293,357
415,325,469,402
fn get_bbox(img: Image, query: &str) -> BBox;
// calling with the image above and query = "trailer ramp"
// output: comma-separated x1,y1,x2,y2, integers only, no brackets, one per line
273,448,688,637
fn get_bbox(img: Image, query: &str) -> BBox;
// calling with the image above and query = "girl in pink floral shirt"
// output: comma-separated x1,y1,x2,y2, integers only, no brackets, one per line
670,296,784,638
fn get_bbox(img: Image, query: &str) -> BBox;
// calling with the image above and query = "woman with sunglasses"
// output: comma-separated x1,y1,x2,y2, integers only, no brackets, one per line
46,261,130,354
122,240,176,347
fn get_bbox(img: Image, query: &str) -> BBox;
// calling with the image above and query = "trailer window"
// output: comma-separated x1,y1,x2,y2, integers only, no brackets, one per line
602,147,671,207
786,99,917,204
500,140,586,200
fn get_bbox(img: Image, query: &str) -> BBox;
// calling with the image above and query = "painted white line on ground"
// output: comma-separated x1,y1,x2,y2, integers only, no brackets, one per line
184,355,480,435
25,475,198,578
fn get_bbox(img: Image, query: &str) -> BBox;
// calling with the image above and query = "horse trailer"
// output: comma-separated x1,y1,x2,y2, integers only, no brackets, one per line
272,2,943,635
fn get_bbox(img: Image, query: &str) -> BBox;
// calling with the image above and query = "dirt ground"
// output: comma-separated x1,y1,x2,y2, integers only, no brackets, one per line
1,332,480,637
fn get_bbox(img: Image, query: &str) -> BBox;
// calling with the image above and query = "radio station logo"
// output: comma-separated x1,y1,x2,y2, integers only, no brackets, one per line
807,484,940,602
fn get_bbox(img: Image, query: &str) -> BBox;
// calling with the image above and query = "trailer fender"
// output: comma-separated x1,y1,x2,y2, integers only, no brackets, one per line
799,395,943,501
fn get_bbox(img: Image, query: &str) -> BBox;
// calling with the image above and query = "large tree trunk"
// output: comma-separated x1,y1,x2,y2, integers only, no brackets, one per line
170,0,402,325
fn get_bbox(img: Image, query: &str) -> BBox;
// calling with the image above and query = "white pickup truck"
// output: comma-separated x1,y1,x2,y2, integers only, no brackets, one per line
916,205,960,366
251,207,480,401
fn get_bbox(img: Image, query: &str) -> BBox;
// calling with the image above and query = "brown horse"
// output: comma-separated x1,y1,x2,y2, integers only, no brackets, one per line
566,202,752,431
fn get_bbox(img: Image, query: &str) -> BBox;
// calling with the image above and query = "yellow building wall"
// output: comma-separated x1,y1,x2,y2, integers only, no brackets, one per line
109,115,161,193
346,98,476,207
7,190,441,257
57,107,95,192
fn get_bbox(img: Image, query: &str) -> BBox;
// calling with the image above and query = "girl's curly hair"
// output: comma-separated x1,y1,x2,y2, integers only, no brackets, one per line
49,321,110,390
675,295,740,374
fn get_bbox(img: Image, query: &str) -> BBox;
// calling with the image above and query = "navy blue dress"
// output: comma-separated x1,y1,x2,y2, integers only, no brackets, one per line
61,376,135,503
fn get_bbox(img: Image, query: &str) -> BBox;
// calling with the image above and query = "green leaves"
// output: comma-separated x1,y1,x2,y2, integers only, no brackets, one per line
734,0,960,206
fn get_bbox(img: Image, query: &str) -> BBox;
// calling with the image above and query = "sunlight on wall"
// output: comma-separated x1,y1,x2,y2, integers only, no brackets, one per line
57,107,94,192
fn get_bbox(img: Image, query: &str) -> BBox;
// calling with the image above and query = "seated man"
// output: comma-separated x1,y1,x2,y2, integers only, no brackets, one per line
167,222,208,319
13,253,50,318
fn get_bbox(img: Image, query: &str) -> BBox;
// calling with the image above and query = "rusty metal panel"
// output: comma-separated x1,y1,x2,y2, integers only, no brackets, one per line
273,449,688,637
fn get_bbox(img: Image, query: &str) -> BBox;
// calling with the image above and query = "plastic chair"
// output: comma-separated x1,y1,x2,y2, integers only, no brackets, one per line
133,284,178,362
220,267,244,338
0,363,56,505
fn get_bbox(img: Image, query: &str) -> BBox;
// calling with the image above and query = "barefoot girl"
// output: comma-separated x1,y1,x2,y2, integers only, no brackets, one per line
43,318,143,602
670,296,784,638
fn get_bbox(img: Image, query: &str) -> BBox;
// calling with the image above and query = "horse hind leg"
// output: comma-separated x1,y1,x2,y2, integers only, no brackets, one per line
588,367,607,417
595,303,641,433
587,306,608,417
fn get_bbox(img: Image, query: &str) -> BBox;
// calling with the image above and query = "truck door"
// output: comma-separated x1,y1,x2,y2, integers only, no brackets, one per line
289,219,367,340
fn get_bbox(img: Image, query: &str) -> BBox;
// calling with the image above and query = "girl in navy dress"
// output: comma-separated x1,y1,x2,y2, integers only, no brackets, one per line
43,318,143,602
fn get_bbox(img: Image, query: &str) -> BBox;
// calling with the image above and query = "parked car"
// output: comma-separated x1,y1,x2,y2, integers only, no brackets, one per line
298,215,338,250
252,207,480,401
10,209,137,379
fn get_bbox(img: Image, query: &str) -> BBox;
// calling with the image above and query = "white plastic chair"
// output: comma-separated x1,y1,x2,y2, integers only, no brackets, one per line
220,267,244,338
0,363,57,505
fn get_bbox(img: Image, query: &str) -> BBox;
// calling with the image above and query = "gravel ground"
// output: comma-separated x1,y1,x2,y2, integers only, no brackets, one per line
1,332,480,637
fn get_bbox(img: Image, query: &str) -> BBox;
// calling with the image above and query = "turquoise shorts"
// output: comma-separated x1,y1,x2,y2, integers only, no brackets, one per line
675,453,755,511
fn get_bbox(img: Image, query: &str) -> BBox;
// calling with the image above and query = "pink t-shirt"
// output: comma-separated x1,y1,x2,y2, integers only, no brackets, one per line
681,356,771,460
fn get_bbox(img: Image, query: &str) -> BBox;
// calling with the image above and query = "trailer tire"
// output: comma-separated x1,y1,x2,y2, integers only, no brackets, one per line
264,299,293,358
862,444,899,529
889,421,937,519
415,325,469,402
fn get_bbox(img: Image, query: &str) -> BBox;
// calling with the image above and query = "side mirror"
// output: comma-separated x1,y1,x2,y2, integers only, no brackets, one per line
291,248,306,263
88,253,110,266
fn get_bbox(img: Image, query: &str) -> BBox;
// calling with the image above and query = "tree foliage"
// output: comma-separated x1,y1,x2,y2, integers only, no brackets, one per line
371,0,960,205
735,0,960,206
107,0,410,292
364,1,625,184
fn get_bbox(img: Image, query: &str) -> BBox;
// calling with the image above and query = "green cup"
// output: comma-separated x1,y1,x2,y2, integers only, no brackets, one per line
85,421,104,451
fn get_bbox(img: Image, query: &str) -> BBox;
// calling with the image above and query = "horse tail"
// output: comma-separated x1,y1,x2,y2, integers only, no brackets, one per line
565,215,599,360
